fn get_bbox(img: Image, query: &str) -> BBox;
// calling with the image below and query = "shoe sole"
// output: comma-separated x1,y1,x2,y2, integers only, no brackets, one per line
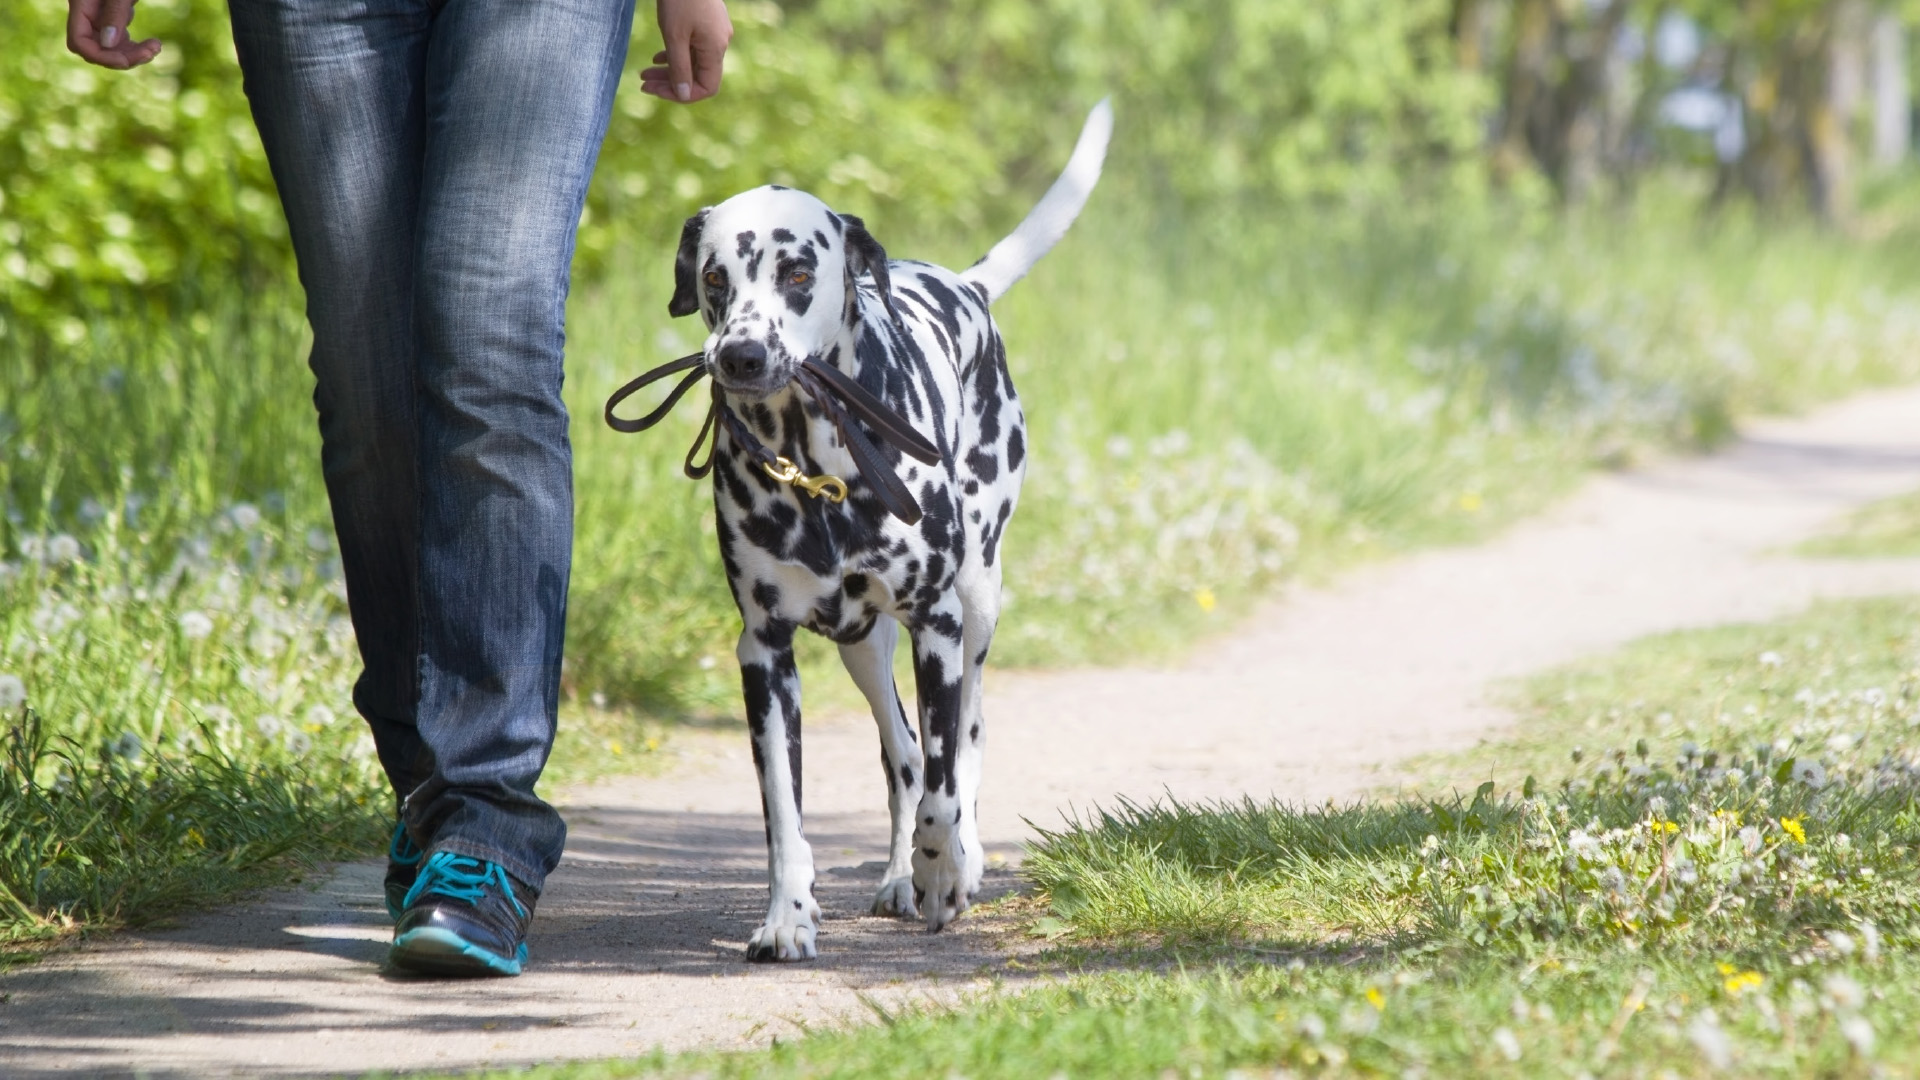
389,927,526,977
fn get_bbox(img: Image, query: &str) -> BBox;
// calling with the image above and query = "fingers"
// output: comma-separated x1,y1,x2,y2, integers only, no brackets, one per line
642,0,731,103
66,0,162,69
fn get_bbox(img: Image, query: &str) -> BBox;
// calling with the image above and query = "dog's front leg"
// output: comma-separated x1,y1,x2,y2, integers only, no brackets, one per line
909,591,983,931
737,618,821,961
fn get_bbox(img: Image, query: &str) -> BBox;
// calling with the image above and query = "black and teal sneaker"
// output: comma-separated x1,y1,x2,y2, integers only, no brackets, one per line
384,821,425,921
389,851,535,977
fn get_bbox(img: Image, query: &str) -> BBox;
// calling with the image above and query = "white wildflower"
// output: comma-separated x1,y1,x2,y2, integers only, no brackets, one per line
1758,650,1784,668
1600,866,1627,894
1739,826,1763,855
1296,1013,1327,1041
1688,1009,1733,1069
228,503,261,531
200,704,235,726
178,610,215,640
1841,1015,1875,1058
1827,931,1856,958
1491,1026,1521,1062
1860,920,1883,963
304,705,337,728
1338,1003,1379,1036
1827,733,1856,753
1569,830,1602,857
47,533,81,565
285,731,312,755
255,715,284,739
0,673,25,710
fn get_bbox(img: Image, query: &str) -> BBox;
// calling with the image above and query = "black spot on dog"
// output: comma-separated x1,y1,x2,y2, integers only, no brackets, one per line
752,581,781,612
814,230,831,249
793,899,803,909
969,724,979,742
921,847,941,859
735,231,756,257
901,765,915,787
1006,427,1025,470
844,573,868,597
772,228,796,244
965,449,998,483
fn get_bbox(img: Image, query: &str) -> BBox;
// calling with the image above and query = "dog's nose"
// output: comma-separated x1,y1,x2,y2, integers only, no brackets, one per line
716,340,768,382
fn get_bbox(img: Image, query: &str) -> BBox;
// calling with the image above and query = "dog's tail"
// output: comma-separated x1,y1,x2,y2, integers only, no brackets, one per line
964,98,1112,305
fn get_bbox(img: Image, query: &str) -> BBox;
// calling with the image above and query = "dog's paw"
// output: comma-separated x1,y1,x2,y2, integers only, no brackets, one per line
871,874,920,919
911,810,983,932
746,895,821,962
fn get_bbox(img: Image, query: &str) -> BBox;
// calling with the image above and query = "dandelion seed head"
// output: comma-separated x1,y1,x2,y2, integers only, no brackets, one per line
255,715,284,739
285,731,312,755
228,503,261,531
1758,650,1784,668
47,533,81,565
1687,1009,1732,1069
1827,931,1856,958
1841,1015,1875,1057
1491,1026,1521,1062
1823,973,1865,1011
178,610,215,640
304,705,337,728
0,673,24,710
1296,1013,1326,1041
1792,760,1827,789
305,528,331,553
107,731,142,762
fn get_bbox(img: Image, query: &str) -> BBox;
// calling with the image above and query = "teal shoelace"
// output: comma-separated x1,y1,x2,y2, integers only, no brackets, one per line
401,851,528,918
389,821,424,867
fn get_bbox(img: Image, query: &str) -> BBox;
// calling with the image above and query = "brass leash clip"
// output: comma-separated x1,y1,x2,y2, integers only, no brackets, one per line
761,456,849,503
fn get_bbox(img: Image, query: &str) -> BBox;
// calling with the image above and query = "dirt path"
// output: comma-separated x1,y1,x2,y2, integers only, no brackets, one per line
7,387,1920,1079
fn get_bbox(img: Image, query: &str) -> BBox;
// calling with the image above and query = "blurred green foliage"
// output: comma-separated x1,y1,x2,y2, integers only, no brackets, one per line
2,0,1494,337
0,0,286,342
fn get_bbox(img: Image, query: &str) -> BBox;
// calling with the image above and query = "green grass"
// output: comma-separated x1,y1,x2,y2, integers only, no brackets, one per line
465,596,1920,1078
1800,489,1920,559
9,194,1920,951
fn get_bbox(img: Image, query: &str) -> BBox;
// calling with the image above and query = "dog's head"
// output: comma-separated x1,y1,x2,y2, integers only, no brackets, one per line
668,186,897,399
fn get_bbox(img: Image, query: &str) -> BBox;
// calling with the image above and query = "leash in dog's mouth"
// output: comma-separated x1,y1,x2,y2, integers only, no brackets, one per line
605,353,944,525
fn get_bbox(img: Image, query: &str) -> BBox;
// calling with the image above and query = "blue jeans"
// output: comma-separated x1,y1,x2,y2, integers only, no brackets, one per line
229,0,636,890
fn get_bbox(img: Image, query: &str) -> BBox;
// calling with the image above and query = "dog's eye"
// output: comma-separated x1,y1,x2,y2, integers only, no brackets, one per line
788,271,810,286
704,270,724,287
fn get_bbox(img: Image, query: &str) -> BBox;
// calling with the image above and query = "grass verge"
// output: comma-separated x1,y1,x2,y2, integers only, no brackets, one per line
467,595,1920,1078
1800,489,1920,559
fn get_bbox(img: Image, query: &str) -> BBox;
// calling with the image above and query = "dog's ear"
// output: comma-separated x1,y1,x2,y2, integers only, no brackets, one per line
668,208,710,319
838,213,900,326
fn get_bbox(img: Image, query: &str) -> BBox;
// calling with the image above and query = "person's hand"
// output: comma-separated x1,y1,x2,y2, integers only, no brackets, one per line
67,0,163,69
640,0,731,103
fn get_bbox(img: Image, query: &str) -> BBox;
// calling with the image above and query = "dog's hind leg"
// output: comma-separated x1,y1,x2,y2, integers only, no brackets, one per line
737,617,821,961
951,561,1001,877
838,615,924,918
908,590,983,931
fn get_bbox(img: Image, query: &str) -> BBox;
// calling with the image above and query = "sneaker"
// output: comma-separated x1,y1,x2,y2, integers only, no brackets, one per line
389,851,536,977
384,821,424,921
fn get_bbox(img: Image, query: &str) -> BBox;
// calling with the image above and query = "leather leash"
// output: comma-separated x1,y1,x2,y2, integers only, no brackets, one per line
605,352,944,525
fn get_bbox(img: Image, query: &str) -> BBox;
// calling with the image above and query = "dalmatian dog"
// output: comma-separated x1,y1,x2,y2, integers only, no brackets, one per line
666,101,1110,961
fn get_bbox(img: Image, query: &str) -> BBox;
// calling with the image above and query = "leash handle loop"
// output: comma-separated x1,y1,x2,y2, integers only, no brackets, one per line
605,352,706,433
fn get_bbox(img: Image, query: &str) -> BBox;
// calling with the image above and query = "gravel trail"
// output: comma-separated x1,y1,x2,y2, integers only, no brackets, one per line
6,386,1920,1078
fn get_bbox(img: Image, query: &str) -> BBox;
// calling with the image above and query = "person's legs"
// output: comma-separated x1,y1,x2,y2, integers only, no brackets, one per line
228,0,435,807
397,0,636,891
232,0,636,908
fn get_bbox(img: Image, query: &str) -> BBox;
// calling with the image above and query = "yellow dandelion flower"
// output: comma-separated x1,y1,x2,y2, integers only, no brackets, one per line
1723,971,1764,996
1458,492,1484,512
1366,987,1386,1012
1194,588,1217,613
1780,817,1806,844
